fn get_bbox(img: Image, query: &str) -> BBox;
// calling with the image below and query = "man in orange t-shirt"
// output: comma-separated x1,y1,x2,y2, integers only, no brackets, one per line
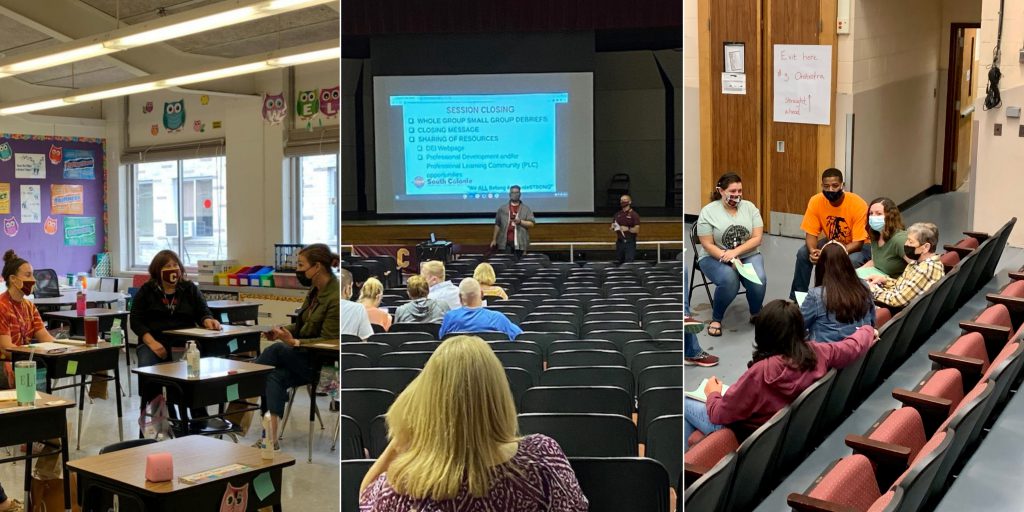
789,168,869,300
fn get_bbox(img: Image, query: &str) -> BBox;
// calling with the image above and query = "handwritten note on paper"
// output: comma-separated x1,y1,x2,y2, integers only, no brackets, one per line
773,44,832,125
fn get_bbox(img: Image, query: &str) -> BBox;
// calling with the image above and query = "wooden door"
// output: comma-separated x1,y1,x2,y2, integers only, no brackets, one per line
954,28,978,189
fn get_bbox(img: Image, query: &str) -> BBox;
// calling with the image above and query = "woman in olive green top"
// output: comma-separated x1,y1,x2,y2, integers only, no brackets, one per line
256,243,340,448
863,197,909,278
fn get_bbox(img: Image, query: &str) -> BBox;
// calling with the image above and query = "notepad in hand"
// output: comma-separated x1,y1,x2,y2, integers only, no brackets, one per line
685,378,729,402
856,266,888,280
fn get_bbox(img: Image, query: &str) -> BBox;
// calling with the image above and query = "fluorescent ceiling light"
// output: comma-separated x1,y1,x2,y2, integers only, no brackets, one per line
0,39,338,116
0,0,333,78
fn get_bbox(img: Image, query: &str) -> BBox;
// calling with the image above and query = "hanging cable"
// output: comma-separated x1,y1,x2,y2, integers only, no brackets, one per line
984,0,1006,110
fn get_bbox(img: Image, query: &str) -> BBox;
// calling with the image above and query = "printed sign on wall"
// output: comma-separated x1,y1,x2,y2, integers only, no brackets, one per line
51,184,85,215
63,149,96,180
64,216,97,246
0,184,9,214
14,153,45,179
20,184,40,223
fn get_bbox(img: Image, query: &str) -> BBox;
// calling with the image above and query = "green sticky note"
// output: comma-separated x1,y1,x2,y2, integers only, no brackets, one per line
253,472,275,501
227,339,238,353
66,360,78,375
220,312,229,323
226,383,239,402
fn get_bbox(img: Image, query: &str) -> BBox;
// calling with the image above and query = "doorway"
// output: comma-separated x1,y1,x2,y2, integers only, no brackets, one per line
942,23,981,192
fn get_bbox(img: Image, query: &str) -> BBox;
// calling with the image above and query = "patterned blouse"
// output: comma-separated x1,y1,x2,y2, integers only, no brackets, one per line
359,434,588,512
0,291,46,354
870,254,945,308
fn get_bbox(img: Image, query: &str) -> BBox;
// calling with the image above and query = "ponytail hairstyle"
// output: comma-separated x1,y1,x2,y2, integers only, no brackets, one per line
711,172,743,201
299,243,341,273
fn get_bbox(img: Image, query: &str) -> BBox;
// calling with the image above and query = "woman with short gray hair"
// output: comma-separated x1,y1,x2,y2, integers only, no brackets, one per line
865,222,944,308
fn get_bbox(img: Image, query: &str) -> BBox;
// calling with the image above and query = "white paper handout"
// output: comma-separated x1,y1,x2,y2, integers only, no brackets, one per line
732,259,763,285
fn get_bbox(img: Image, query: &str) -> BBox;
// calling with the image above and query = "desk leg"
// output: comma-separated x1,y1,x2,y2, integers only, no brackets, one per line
23,442,32,511
308,384,315,464
77,375,86,451
61,430,71,512
115,362,124,442
125,345,132,397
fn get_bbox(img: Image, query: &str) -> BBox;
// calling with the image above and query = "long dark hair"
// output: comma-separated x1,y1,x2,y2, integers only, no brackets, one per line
2,250,29,283
711,172,742,201
867,197,904,243
148,250,186,284
814,243,872,323
750,300,817,371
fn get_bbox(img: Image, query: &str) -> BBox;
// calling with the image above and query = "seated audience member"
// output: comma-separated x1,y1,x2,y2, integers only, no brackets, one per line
393,275,449,324
360,335,587,510
358,277,392,331
473,262,509,301
256,243,340,449
421,260,461,311
340,268,373,340
789,168,869,300
696,172,767,335
438,279,523,340
801,242,876,342
0,481,20,512
0,250,58,360
685,300,874,447
862,197,909,277
684,274,718,367
866,222,944,309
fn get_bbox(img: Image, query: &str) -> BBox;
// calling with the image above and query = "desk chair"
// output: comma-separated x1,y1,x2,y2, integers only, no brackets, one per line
687,223,744,309
279,384,326,463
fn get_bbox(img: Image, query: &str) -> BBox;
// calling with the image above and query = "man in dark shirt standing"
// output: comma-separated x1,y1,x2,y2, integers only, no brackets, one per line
613,194,640,263
490,185,535,259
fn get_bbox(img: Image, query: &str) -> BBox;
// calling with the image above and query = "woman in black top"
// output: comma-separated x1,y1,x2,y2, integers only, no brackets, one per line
130,250,221,367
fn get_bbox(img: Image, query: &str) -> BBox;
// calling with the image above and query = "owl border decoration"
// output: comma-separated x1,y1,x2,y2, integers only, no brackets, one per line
264,85,339,130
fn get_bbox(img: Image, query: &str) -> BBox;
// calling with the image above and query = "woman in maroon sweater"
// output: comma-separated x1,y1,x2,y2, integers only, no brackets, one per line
685,299,875,447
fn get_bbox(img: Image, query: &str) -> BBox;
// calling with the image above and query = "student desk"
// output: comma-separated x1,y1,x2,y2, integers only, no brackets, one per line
132,357,271,437
68,435,295,511
294,342,339,462
0,392,74,511
7,342,124,449
162,325,266,359
207,300,261,325
42,309,132,395
33,291,124,308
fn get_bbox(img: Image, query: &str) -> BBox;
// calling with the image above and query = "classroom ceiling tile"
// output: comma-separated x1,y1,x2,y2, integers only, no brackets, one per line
0,16,54,57
31,65,136,89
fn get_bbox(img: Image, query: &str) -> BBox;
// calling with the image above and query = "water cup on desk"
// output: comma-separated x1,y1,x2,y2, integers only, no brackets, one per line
15,360,36,406
84,316,99,345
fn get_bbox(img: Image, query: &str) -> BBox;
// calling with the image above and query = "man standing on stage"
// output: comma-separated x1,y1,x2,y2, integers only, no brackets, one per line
490,185,535,258
613,194,641,263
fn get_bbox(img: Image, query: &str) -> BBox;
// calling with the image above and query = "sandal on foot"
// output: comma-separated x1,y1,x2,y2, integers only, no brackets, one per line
707,322,723,337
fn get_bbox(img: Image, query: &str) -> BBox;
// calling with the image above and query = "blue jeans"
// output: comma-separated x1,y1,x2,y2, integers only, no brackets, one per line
684,276,704,358
616,237,636,263
685,397,724,451
790,240,867,300
698,253,767,322
256,342,314,417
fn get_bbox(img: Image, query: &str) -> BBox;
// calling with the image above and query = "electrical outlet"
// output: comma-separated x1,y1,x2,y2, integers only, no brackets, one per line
1019,125,1024,137
776,141,785,153
994,123,1002,136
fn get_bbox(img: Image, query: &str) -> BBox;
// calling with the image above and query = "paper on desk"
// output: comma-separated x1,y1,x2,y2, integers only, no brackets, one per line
856,266,888,280
685,378,730,403
28,342,76,352
795,292,808,307
732,260,763,285
171,328,223,336
56,339,86,346
0,389,42,401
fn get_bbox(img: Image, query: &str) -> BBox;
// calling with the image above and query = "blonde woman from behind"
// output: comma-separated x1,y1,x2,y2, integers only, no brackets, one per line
359,335,588,511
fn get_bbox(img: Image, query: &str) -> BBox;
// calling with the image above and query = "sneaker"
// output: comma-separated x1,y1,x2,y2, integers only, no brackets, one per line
684,316,704,334
685,351,720,367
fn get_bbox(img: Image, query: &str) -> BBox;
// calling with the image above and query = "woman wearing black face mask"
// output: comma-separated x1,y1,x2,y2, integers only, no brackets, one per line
865,222,945,309
0,250,57,388
256,243,340,449
130,250,221,368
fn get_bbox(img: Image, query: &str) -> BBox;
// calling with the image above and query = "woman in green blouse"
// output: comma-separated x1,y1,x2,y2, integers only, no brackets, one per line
862,197,908,278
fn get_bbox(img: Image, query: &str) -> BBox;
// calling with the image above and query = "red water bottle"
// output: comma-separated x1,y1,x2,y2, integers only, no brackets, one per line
76,289,86,316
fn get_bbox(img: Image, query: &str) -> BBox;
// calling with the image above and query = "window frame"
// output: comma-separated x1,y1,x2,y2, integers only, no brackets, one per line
292,153,339,246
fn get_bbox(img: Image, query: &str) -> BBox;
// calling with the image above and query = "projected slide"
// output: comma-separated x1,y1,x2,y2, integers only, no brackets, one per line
375,73,594,215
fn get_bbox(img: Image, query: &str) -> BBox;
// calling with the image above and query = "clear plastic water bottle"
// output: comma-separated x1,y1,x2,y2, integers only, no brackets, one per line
261,412,275,459
116,292,127,312
185,341,200,379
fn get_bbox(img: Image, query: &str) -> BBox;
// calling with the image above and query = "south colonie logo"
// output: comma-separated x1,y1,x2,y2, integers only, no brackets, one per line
414,176,425,188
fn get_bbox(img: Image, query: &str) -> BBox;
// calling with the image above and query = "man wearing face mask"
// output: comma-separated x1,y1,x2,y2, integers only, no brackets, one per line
789,168,869,301
865,222,945,308
613,194,641,263
490,185,536,258
696,172,766,336
0,250,58,388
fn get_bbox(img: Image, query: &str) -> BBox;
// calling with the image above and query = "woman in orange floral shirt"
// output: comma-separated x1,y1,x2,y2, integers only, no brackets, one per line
0,250,56,387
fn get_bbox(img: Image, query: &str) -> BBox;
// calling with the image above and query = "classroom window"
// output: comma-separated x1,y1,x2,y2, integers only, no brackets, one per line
297,154,338,246
131,156,227,268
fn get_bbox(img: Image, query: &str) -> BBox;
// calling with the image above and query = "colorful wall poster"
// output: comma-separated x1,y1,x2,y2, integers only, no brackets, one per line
62,149,96,179
0,183,9,214
14,153,45,179
64,216,96,246
20,184,41,223
51,184,85,215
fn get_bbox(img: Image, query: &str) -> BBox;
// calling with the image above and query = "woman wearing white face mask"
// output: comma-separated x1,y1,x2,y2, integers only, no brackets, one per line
862,197,908,278
696,172,767,336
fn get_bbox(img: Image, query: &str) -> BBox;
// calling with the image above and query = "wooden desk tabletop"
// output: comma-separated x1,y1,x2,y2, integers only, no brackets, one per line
207,300,260,309
301,342,339,356
163,325,265,338
33,291,124,305
131,357,272,382
43,309,129,319
6,341,119,359
67,436,295,495
0,391,75,417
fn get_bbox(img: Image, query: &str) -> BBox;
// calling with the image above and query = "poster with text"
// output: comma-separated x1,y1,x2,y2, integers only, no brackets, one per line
0,184,8,214
51,184,85,214
14,153,45,179
773,44,832,125
63,149,96,180
64,216,96,246
20,184,41,223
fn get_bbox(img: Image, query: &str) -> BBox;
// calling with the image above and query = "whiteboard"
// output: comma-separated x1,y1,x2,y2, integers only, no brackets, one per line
773,44,832,125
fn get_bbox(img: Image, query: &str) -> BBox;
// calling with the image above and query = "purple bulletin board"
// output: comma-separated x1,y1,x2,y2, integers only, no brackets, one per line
0,134,106,274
